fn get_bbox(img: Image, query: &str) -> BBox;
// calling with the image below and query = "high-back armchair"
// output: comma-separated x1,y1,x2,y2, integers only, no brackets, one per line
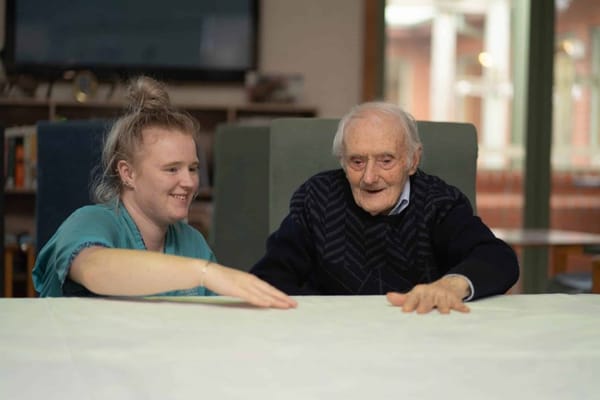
35,118,209,253
211,118,478,270
267,119,478,230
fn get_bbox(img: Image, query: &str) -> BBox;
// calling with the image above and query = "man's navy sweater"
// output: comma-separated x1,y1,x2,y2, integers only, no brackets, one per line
251,169,519,299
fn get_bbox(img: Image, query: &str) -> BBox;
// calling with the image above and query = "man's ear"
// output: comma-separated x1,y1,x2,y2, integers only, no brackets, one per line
409,146,422,175
117,160,135,188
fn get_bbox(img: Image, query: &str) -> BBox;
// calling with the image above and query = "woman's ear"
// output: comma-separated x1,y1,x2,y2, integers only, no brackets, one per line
116,160,135,188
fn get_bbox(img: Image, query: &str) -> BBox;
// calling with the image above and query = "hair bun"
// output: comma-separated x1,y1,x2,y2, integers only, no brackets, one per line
126,76,172,113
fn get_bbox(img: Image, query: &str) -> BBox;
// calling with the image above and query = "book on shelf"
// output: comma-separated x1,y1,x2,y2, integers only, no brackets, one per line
4,125,37,191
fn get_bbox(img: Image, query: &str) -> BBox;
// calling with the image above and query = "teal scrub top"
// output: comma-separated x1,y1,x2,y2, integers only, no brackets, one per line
33,202,217,297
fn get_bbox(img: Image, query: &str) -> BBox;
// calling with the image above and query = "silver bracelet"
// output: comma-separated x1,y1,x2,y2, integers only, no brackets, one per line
200,260,211,288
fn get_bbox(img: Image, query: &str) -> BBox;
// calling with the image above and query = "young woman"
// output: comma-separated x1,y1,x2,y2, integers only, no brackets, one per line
33,76,296,309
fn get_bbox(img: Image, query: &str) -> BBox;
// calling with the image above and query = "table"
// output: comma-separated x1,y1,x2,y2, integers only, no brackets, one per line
492,228,600,293
1,295,599,399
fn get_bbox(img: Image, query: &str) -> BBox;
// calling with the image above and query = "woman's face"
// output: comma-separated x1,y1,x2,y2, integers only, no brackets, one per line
124,126,200,228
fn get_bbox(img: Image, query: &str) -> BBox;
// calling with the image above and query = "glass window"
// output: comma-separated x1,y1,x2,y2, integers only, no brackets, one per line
384,0,600,292
384,0,523,231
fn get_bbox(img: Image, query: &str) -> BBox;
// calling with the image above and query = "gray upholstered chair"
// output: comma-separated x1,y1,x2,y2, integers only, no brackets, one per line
267,118,341,232
210,124,271,271
417,121,478,212
267,119,478,231
210,118,478,271
210,119,341,270
36,119,210,252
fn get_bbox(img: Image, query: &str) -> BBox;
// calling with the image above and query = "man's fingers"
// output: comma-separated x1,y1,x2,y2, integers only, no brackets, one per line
453,301,471,313
387,289,470,314
437,297,452,314
386,292,407,306
401,293,419,312
416,297,435,314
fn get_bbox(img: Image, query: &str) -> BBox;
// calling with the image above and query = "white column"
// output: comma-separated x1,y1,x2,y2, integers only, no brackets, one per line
481,0,511,169
429,11,456,121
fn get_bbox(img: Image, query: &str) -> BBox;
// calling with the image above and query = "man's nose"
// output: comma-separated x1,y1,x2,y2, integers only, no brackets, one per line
362,160,379,184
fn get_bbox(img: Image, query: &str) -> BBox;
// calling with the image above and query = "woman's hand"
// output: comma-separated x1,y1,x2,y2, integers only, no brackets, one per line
201,261,298,309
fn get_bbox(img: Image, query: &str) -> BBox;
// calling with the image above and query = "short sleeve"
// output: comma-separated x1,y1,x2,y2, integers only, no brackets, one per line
33,205,129,297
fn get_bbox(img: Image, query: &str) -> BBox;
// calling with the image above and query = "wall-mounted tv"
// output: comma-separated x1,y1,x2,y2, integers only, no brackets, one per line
2,0,259,83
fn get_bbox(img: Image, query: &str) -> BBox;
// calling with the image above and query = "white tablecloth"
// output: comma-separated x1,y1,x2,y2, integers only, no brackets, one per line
1,294,599,399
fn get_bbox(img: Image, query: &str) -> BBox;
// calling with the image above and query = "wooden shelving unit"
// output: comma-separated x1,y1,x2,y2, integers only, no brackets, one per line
0,98,317,127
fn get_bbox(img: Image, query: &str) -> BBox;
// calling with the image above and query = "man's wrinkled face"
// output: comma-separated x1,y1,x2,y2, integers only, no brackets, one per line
342,113,420,216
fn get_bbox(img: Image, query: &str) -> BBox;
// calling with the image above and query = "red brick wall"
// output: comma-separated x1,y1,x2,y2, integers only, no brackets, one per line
477,171,600,234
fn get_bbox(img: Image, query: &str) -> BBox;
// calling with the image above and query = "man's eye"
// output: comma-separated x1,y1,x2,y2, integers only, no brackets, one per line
379,158,395,168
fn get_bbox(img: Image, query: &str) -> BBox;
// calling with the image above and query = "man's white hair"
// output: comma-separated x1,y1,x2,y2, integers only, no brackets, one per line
332,101,422,169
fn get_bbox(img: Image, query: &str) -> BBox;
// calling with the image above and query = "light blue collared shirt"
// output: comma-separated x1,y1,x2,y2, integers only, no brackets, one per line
388,180,411,215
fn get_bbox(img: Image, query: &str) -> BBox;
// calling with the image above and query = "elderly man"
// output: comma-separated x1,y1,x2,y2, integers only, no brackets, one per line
251,102,519,313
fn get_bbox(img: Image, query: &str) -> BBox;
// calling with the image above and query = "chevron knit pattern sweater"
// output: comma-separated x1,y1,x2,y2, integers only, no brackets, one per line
252,169,519,299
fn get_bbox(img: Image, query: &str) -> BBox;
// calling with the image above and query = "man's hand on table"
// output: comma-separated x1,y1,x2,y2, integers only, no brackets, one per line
386,275,471,314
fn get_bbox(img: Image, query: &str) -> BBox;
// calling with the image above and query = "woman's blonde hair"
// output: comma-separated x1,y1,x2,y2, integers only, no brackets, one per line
92,76,201,203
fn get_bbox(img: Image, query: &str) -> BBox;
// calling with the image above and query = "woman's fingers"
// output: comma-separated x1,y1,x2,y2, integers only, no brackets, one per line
243,276,297,309
211,266,297,309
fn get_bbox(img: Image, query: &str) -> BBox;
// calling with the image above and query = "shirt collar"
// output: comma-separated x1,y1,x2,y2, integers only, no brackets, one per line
388,179,411,215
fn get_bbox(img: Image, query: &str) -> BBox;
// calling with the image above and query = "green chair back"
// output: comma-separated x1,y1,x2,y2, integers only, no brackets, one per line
211,118,478,270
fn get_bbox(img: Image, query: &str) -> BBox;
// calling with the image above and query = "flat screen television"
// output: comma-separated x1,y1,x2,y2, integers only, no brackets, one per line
2,0,259,83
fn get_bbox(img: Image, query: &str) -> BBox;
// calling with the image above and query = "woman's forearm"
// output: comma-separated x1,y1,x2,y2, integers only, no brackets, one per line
69,247,207,296
68,247,298,309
